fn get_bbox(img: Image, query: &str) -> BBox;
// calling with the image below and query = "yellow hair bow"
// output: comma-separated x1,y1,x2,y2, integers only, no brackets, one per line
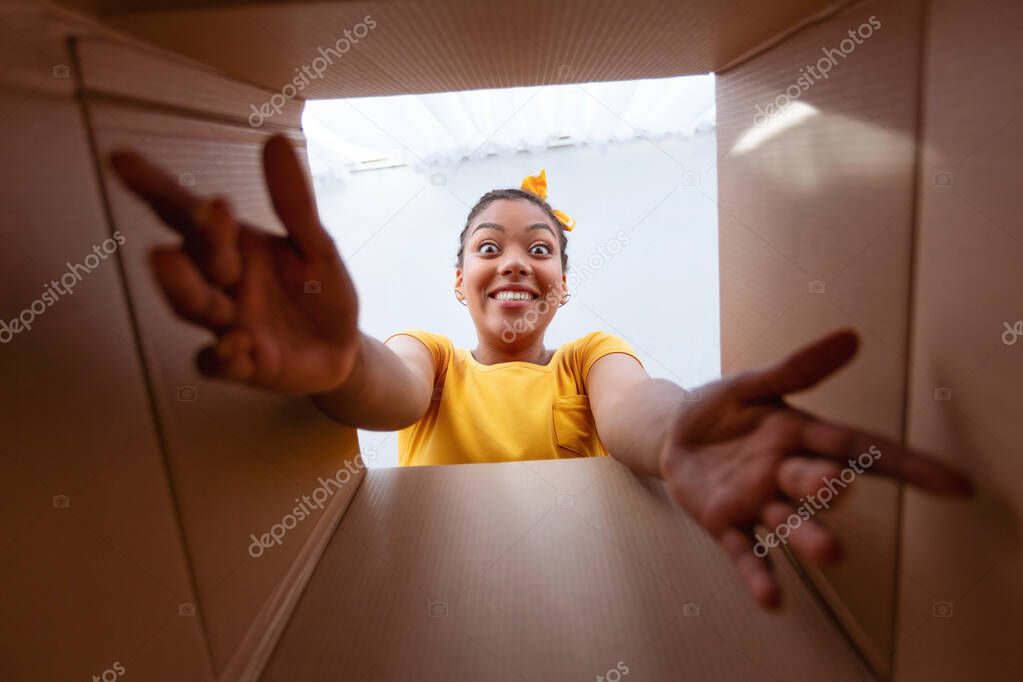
520,168,575,231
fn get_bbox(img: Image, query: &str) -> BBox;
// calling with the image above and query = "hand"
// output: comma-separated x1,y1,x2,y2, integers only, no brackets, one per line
109,135,360,395
658,329,972,608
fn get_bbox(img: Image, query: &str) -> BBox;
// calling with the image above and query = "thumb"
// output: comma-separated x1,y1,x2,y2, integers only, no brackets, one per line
735,329,859,400
262,134,334,260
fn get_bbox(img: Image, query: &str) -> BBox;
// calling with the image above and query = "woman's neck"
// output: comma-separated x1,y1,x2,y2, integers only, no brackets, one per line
472,337,552,366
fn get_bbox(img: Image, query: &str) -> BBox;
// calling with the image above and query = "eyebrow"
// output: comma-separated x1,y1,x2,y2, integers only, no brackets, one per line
471,222,557,238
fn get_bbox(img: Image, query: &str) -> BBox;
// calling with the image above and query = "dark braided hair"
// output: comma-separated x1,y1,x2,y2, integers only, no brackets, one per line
455,189,569,272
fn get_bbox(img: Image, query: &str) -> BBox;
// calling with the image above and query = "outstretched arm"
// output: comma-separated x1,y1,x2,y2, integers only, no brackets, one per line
586,355,678,477
314,332,433,430
586,330,972,608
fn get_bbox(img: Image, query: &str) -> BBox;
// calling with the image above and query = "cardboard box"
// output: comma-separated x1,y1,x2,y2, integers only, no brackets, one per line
2,0,1017,680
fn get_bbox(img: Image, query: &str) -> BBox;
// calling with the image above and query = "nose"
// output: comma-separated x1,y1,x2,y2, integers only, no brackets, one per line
498,251,532,277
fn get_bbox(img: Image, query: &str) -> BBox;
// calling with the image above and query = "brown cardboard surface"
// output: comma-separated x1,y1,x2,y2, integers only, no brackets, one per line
81,94,364,682
62,0,843,98
715,0,925,673
76,35,303,130
73,31,365,677
897,0,1023,679
0,3,213,680
261,458,875,682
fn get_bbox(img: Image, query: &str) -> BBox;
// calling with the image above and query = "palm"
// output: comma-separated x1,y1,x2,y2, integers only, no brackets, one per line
671,404,792,529
659,331,972,608
216,227,356,393
111,135,360,395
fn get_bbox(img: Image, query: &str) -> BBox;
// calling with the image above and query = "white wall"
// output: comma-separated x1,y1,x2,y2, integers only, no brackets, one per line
308,132,720,467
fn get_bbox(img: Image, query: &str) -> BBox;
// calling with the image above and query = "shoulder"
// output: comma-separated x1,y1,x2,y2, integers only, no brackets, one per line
566,330,636,354
563,331,645,379
384,330,453,369
385,329,452,350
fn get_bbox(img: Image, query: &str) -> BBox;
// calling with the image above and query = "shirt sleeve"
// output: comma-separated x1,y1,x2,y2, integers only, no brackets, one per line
576,331,645,383
383,329,452,383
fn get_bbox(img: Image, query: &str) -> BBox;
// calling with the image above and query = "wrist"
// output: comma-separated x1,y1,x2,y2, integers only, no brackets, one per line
654,382,694,479
317,332,366,397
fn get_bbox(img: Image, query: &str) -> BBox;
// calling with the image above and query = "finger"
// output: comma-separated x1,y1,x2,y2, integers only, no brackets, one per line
670,395,780,448
196,330,256,382
733,329,859,401
109,150,203,240
760,500,842,564
667,382,766,448
777,456,843,500
151,246,236,331
263,134,333,260
800,420,973,496
720,527,780,609
193,196,242,287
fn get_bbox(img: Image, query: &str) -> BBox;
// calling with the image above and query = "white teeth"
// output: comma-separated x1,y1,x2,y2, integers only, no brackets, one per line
492,290,535,301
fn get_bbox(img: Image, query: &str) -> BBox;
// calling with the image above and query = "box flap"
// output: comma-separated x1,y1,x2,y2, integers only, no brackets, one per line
61,0,843,97
260,458,874,681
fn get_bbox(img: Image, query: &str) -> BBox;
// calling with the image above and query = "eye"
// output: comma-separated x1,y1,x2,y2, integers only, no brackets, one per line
530,242,553,256
477,241,500,255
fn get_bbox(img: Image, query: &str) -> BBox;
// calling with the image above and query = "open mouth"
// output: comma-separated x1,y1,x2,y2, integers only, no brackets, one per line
488,290,539,302
487,287,540,308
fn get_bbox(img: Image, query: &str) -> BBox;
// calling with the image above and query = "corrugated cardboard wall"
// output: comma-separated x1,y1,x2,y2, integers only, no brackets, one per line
0,3,213,680
2,2,364,679
716,0,924,672
76,35,365,676
895,0,1023,679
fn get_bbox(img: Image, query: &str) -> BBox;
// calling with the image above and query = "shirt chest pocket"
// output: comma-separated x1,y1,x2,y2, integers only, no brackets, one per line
551,394,599,457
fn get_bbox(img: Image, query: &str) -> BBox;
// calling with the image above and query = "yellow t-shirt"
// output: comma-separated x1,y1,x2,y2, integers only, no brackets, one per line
383,330,644,467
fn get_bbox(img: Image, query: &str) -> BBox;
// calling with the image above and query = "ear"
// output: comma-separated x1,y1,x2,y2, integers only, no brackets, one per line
454,268,463,293
561,272,568,294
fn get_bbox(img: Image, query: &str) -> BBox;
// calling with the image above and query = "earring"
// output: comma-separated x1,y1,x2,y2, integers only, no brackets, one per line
455,290,468,307
559,292,571,307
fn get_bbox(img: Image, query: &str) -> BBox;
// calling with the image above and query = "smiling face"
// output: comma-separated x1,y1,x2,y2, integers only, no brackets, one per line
455,198,568,350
